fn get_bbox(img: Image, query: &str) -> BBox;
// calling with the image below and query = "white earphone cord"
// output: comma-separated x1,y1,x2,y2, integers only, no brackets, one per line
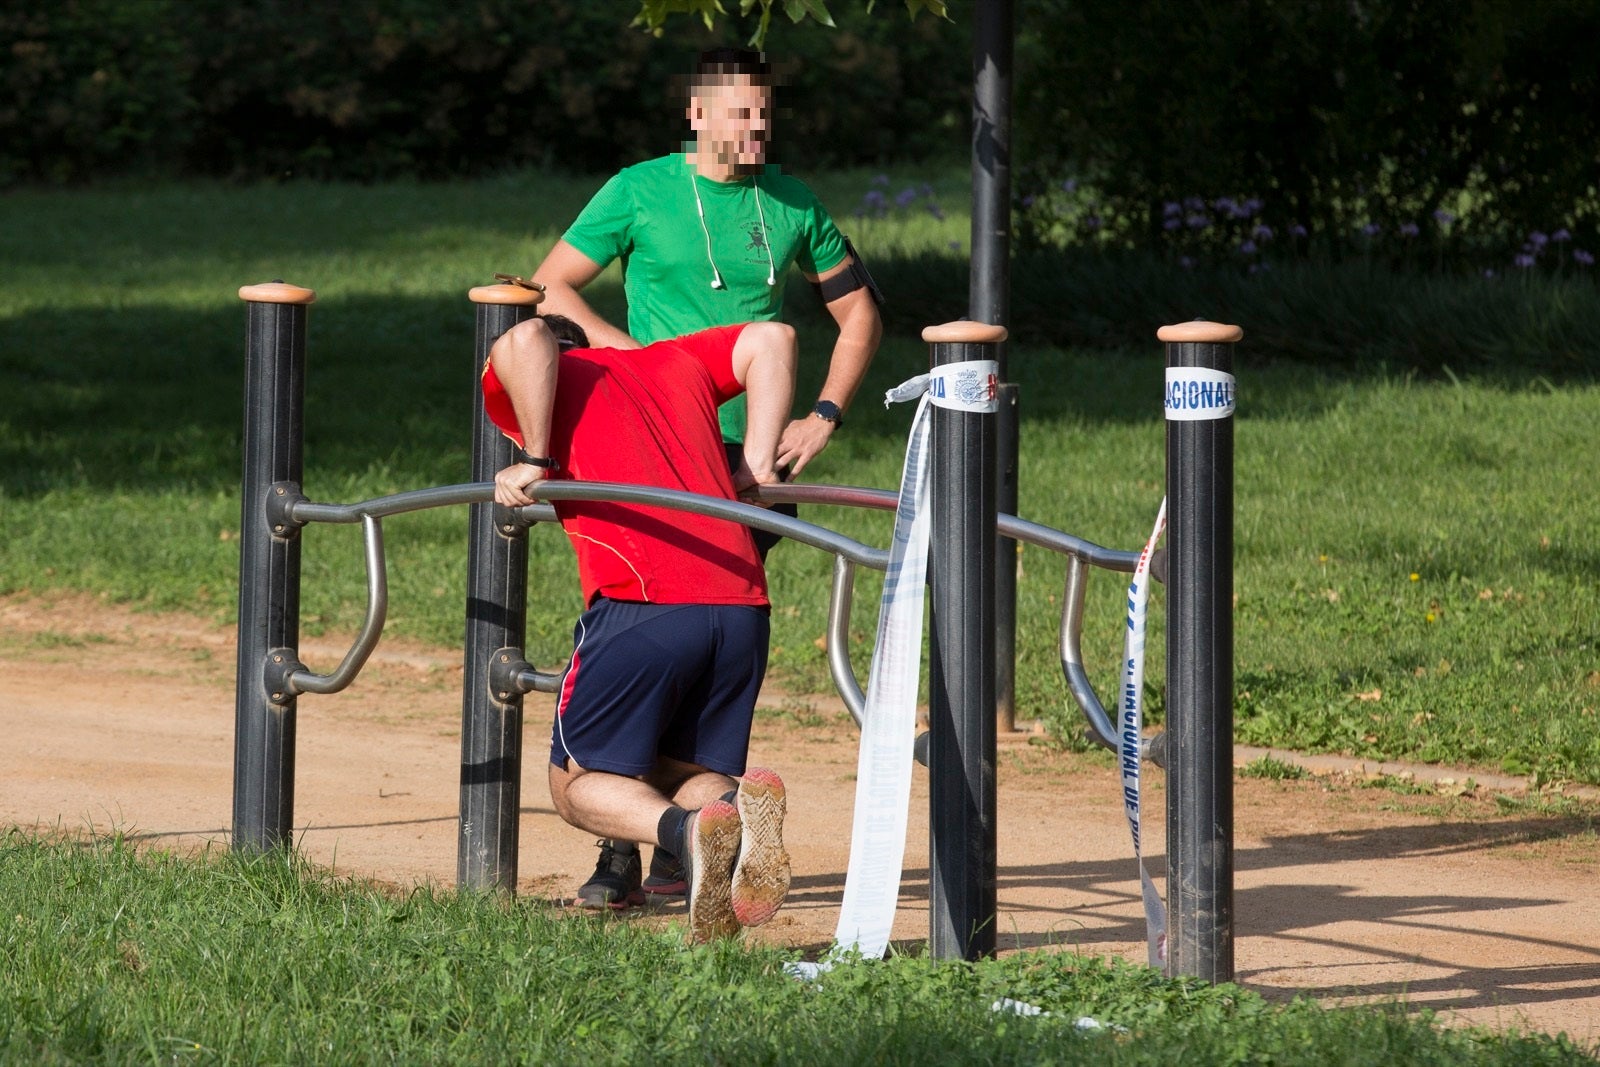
691,174,725,290
691,170,776,290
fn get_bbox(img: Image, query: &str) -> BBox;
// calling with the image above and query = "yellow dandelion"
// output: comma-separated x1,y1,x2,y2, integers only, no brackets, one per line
1425,612,1436,623
1409,572,1420,582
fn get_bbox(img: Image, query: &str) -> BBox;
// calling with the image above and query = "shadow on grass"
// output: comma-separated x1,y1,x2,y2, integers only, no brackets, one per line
5,254,1597,501
782,813,1599,1020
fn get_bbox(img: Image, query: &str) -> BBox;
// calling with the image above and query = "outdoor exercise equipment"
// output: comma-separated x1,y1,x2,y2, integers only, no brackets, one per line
232,279,1237,980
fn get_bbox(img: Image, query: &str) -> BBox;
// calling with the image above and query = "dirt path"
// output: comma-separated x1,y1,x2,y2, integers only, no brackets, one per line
2,593,1596,1047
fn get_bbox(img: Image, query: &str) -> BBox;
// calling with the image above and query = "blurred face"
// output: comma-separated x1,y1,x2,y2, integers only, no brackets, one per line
688,75,772,178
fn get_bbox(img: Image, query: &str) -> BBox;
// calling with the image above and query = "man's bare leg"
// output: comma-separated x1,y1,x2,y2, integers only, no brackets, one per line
550,759,743,940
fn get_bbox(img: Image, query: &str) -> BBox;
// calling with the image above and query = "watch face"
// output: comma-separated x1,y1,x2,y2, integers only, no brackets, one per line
812,401,841,422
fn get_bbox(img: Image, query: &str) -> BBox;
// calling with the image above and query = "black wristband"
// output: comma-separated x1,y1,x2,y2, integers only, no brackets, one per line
518,450,560,471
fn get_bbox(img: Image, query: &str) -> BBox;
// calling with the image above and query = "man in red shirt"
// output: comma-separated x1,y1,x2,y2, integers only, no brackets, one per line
483,313,795,941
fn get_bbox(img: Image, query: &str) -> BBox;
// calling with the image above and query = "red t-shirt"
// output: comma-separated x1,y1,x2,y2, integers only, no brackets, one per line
482,324,766,607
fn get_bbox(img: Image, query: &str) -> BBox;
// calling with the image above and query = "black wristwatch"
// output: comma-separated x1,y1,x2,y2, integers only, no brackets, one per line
518,450,561,472
810,400,843,428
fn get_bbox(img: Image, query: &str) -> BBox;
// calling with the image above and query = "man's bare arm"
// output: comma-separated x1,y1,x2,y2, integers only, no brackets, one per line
775,257,883,476
729,322,799,494
532,240,642,350
488,318,561,508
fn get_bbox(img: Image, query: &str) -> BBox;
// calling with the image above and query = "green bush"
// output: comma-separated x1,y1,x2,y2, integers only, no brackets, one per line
1012,0,1600,268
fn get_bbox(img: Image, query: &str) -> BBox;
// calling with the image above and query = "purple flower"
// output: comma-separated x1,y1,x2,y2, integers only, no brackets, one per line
1361,223,1382,237
895,187,918,209
1483,268,1496,278
1186,213,1211,230
1084,215,1103,231
1433,209,1456,225
1252,223,1274,241
1163,201,1182,217
863,190,886,207
1552,228,1572,243
1289,223,1308,238
1179,255,1195,270
1239,239,1258,255
1022,194,1036,209
1163,217,1182,231
1061,179,1078,194
1528,231,1549,248
1575,249,1595,267
1514,253,1536,269
1184,196,1205,212
1243,197,1264,215
1399,222,1420,238
872,174,890,186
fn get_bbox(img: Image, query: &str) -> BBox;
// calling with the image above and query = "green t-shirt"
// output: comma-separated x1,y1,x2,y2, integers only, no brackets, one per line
562,153,848,441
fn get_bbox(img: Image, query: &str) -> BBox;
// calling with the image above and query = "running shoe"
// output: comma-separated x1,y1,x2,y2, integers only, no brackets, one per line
642,847,687,897
684,800,741,941
730,767,791,927
574,839,645,910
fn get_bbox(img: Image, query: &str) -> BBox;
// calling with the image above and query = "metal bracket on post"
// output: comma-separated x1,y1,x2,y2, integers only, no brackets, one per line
1160,318,1241,984
263,647,306,706
488,647,535,704
494,501,533,540
265,481,307,541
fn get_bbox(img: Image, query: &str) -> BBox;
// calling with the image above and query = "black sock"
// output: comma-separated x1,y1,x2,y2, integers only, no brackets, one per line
657,807,691,859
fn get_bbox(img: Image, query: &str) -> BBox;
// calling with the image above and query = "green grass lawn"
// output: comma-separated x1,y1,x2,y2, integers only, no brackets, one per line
3,833,1594,1065
2,171,1597,789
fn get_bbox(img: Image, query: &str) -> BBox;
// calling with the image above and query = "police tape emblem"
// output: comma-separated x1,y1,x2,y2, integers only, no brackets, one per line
926,359,1001,413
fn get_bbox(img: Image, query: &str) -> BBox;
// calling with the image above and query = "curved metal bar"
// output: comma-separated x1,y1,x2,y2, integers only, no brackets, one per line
758,483,897,512
291,483,490,523
289,515,388,696
999,514,1140,572
291,481,888,570
827,555,866,725
1060,556,1116,751
283,478,1151,757
1059,555,1166,764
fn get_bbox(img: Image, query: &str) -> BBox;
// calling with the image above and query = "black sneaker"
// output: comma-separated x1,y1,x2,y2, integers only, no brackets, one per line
574,839,645,910
642,847,687,897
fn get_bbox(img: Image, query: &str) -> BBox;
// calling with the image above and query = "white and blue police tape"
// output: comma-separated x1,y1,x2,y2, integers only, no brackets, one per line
786,359,998,982
1122,499,1169,967
1164,367,1236,421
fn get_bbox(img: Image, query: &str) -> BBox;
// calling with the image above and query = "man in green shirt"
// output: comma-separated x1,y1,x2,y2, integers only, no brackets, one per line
529,47,883,911
532,48,883,477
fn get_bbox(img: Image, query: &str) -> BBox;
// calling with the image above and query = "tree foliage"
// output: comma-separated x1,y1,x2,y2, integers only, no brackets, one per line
631,0,949,48
0,0,967,185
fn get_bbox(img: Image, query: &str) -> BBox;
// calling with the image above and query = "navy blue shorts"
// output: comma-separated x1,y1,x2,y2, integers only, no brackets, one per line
551,599,771,778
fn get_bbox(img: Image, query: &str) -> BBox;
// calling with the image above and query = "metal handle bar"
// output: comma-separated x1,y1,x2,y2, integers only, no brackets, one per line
280,479,1151,753
285,515,389,696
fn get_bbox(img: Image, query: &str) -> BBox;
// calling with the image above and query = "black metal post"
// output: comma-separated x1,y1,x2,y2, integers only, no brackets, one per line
925,321,1005,960
970,0,1019,733
459,284,543,892
1161,319,1241,982
233,282,315,852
